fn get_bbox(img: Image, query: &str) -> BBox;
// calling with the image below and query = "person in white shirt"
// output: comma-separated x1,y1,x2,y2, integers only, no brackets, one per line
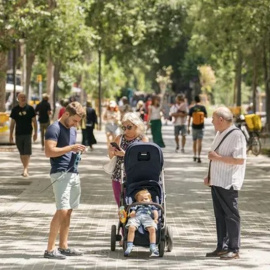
169,94,188,153
204,106,246,260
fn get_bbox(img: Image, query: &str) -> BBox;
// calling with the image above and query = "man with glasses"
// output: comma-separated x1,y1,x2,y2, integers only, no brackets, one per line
9,93,38,177
44,102,86,260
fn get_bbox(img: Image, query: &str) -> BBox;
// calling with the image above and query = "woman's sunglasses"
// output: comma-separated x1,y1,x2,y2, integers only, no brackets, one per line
121,125,134,131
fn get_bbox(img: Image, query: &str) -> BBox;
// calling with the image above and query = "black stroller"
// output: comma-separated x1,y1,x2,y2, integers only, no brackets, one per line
110,142,173,257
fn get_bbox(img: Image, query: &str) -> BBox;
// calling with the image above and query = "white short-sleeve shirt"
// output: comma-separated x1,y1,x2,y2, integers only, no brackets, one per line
169,103,188,126
210,125,247,190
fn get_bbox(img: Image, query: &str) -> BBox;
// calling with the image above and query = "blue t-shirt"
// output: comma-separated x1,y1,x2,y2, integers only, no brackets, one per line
45,121,78,174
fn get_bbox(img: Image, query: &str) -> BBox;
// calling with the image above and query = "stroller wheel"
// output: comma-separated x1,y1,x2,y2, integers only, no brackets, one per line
111,225,117,251
165,226,173,252
123,240,127,251
158,240,165,257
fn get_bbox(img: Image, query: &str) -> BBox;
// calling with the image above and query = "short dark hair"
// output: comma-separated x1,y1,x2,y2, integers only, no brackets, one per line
194,95,200,103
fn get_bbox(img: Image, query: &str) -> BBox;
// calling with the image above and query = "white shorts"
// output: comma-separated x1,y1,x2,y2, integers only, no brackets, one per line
50,172,81,210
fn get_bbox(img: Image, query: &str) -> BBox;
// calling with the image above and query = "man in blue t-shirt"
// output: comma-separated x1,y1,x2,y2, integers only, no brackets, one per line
43,102,86,260
9,93,37,177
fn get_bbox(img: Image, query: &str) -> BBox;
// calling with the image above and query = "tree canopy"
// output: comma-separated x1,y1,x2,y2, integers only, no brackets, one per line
0,0,269,128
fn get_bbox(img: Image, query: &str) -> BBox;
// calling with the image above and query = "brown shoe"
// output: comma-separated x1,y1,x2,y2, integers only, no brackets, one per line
220,252,239,260
206,249,228,257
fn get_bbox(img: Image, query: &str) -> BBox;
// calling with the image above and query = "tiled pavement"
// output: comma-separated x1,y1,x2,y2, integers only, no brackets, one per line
0,119,270,270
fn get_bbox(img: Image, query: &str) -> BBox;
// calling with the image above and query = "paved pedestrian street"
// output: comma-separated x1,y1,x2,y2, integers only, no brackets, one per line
1,119,270,270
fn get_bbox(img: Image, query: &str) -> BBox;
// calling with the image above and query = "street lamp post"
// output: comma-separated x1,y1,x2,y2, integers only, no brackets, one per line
98,48,102,130
12,41,17,107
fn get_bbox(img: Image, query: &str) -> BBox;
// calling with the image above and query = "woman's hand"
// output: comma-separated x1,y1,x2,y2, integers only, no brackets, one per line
114,148,125,157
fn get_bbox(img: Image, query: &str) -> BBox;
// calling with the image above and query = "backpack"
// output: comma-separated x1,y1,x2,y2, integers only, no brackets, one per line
192,111,204,125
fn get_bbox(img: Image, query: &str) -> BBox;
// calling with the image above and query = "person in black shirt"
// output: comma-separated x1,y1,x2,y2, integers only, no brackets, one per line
9,93,37,177
187,95,208,163
35,94,52,150
81,100,98,151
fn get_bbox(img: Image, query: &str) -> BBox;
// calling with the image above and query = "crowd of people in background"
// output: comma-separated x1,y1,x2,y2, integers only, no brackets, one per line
9,91,210,180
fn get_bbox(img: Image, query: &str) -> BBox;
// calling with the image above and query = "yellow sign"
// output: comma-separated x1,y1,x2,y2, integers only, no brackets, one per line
37,75,42,82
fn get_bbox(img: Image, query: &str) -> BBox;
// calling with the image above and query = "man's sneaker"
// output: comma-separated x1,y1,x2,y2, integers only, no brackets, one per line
124,246,133,257
58,248,83,256
175,146,179,153
150,248,159,257
181,148,185,153
197,158,201,163
44,249,66,260
193,156,197,162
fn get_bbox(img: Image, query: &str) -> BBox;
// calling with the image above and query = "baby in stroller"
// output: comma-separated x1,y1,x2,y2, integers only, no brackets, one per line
124,189,159,257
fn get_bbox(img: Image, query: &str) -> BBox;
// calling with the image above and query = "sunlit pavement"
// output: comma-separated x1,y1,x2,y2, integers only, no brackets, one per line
0,119,270,270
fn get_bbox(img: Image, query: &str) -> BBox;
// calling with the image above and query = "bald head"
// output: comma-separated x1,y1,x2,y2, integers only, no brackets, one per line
212,106,234,132
17,93,27,107
213,107,233,123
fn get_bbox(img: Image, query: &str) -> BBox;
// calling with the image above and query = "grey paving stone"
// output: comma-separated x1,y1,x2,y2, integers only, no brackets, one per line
0,119,269,270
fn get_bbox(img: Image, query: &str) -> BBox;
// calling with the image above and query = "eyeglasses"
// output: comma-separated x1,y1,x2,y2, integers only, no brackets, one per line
121,125,134,131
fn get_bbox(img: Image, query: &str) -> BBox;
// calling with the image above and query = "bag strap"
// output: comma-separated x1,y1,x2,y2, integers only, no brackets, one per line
207,128,239,184
213,128,239,151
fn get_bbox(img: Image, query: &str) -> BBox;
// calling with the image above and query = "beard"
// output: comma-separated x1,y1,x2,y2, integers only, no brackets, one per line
63,117,72,128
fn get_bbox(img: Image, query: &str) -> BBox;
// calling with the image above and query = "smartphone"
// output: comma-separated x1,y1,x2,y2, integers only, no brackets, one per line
110,142,121,151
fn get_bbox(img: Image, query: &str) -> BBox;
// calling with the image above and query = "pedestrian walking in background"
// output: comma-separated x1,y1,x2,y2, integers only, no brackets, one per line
119,96,133,120
9,93,37,177
169,94,188,153
162,98,171,126
103,100,121,146
81,100,98,151
187,95,207,163
144,96,152,122
136,100,146,121
204,106,246,260
108,112,148,207
58,99,69,119
35,93,51,151
44,101,86,260
147,95,165,148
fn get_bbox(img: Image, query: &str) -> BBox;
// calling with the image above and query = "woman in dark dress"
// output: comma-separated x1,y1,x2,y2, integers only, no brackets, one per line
82,100,98,150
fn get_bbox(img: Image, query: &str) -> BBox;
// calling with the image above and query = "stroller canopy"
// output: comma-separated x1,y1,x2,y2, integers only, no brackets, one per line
124,142,164,186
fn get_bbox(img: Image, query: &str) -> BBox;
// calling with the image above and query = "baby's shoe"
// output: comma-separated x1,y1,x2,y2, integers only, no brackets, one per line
150,248,159,257
124,243,133,257
150,244,159,257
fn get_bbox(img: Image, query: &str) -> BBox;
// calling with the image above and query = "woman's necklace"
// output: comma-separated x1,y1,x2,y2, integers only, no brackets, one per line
124,134,137,141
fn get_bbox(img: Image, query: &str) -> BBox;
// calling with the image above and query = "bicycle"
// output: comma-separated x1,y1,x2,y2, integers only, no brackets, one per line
235,116,262,156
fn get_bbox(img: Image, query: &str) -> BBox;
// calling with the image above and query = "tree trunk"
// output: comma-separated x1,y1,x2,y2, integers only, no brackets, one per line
53,63,61,117
0,51,8,112
235,49,243,107
252,51,258,113
263,42,270,131
25,50,35,100
46,56,55,109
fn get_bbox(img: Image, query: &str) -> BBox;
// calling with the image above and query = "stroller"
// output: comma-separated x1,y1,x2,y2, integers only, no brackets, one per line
110,142,173,257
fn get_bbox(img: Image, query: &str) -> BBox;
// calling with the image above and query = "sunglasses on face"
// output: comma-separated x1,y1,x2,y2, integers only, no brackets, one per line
121,125,134,131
